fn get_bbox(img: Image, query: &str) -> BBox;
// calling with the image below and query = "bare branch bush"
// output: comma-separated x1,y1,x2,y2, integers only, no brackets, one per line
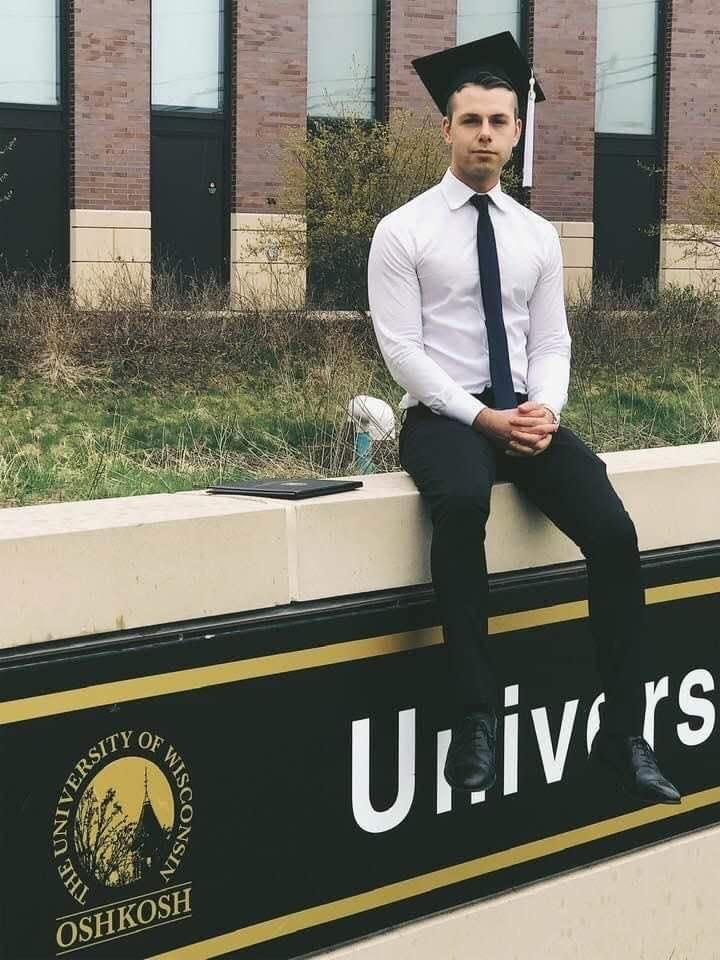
250,107,520,311
667,152,720,269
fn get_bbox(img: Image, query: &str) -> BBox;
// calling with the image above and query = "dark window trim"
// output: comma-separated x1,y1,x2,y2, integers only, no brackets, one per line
595,132,659,144
0,106,63,131
151,107,225,123
656,0,671,219
520,0,531,56
0,101,63,116
373,0,388,122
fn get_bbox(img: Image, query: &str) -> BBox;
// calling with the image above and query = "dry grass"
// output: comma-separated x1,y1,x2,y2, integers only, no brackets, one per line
0,269,718,506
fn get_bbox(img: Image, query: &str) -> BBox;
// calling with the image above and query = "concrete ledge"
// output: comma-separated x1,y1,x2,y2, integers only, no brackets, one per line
0,493,290,648
69,209,151,230
291,443,720,600
1,442,719,648
552,221,594,239
320,823,720,959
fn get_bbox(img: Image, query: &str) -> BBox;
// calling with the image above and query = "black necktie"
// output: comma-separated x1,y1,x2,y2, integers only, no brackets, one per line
469,194,516,410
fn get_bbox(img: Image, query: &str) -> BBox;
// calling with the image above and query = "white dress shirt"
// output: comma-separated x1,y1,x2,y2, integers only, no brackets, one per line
367,168,571,426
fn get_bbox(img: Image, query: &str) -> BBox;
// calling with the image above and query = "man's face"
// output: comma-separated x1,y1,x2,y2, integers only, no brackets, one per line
442,84,522,188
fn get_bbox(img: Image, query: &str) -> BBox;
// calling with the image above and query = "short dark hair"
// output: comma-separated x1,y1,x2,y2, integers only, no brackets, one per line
446,73,519,122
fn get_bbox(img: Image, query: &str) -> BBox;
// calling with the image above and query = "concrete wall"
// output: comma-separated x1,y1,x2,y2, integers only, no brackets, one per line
230,211,306,306
322,823,720,959
659,222,720,291
1,443,719,649
69,208,151,307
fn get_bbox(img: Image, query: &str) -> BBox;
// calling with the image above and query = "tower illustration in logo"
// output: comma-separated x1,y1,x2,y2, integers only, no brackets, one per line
73,757,174,890
132,767,171,880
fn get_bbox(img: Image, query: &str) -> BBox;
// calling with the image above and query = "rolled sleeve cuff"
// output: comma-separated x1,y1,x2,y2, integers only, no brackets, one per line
445,390,485,427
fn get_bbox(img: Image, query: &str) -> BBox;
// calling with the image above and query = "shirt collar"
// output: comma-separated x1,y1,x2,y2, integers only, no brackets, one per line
440,168,510,212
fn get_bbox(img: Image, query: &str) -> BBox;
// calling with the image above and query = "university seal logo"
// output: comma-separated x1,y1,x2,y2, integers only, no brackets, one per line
52,730,193,954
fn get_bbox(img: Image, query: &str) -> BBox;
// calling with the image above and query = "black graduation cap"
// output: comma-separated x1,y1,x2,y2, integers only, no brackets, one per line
411,32,545,187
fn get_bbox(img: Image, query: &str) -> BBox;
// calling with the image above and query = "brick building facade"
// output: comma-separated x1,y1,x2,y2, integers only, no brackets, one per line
0,0,718,303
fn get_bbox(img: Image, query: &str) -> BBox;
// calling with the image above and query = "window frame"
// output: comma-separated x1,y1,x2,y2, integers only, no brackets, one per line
0,0,63,114
307,0,384,123
594,0,663,139
151,0,227,116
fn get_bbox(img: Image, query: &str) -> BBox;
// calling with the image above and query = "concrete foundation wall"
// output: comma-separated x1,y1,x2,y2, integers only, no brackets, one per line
552,221,594,301
321,823,720,959
230,211,306,307
659,222,720,291
1,443,719,649
69,208,151,306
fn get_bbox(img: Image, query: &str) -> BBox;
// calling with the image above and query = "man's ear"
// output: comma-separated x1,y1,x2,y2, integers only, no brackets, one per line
441,116,452,146
513,117,522,148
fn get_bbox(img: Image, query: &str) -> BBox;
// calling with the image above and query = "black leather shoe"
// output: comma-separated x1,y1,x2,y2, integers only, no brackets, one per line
444,711,497,792
590,731,682,805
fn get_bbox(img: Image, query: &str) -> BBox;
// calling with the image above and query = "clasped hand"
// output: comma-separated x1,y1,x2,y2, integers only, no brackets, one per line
473,401,557,457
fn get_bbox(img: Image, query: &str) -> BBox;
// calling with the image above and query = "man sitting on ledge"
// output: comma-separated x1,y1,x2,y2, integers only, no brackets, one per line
367,33,681,806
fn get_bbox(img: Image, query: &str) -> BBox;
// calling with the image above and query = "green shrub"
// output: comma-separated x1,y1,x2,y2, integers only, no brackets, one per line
260,110,522,310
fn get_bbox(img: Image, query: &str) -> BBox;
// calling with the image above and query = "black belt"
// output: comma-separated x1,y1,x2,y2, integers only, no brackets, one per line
473,387,528,408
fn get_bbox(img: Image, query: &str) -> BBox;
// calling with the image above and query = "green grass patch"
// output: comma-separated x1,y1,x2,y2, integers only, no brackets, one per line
1,354,719,508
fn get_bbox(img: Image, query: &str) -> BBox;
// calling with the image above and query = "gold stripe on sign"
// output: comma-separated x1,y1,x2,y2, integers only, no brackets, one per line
147,786,720,960
1,575,718,726
0,629,443,726
646,576,720,606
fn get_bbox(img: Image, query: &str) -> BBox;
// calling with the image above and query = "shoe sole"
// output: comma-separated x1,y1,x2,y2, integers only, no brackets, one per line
444,770,496,793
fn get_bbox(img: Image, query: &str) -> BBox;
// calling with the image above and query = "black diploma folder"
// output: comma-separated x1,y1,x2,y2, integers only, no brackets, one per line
206,478,364,499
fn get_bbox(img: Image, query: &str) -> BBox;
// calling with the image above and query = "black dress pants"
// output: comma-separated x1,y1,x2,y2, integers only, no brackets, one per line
399,401,646,735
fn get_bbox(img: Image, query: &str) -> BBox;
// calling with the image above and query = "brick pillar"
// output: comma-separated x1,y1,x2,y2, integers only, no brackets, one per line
70,0,151,306
660,0,720,288
389,0,457,114
531,0,596,298
231,0,308,306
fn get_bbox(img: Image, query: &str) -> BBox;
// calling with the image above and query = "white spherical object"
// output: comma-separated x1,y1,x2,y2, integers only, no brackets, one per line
347,395,396,441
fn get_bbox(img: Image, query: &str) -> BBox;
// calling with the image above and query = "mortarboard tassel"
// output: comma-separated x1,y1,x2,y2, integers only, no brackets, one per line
522,72,536,188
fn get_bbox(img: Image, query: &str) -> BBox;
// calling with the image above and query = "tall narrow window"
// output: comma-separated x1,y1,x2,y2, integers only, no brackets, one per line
308,0,377,119
457,0,521,45
152,0,224,111
595,0,659,135
0,0,60,106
